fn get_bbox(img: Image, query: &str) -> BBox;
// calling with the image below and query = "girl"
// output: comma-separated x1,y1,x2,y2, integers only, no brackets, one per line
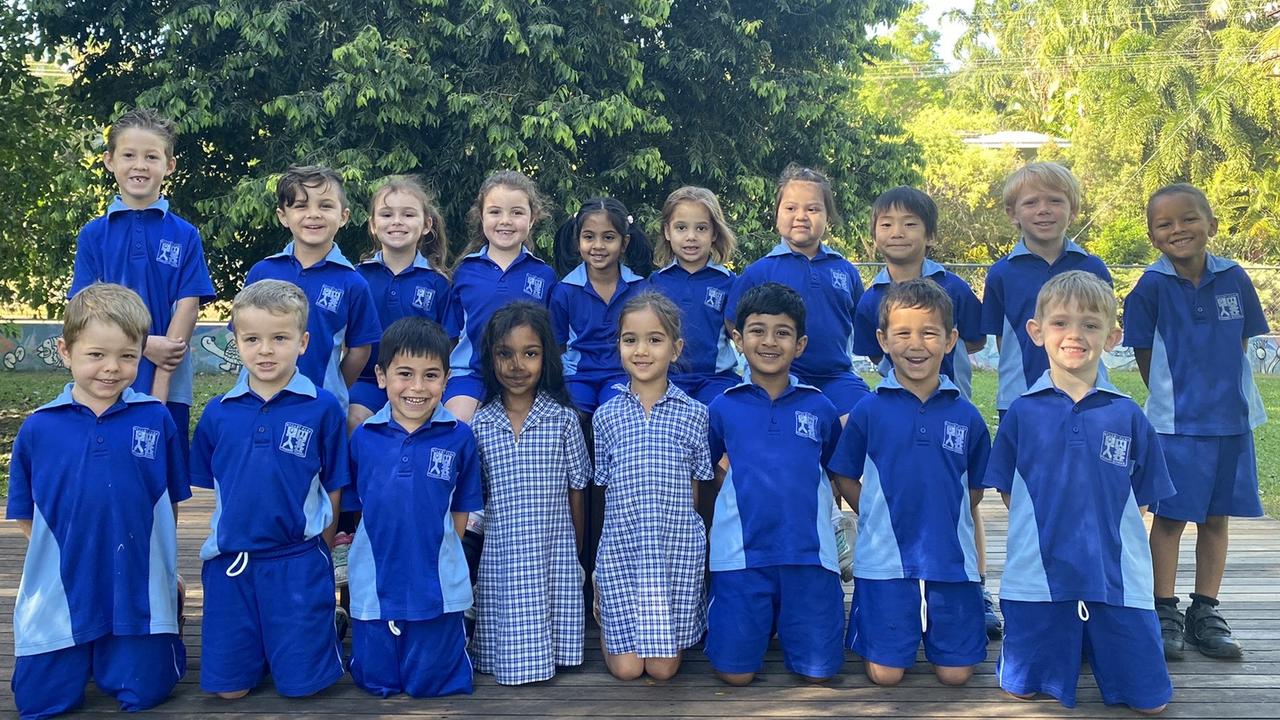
549,198,649,413
592,292,712,681
469,302,591,685
647,186,740,405
445,170,559,423
350,176,456,426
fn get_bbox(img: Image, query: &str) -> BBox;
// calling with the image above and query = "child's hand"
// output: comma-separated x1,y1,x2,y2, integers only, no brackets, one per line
145,335,188,371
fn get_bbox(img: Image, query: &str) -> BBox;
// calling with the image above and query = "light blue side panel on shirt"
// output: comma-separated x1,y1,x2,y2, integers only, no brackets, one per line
955,471,980,582
996,317,1026,409
1243,353,1268,429
815,468,838,574
853,457,904,579
14,508,74,656
170,352,195,406
325,328,349,410
715,332,737,374
953,349,974,400
1000,468,1051,601
437,492,473,614
709,467,746,571
302,473,333,540
1118,488,1155,609
147,491,180,634
1146,330,1176,434
449,312,474,376
200,479,226,560
563,327,581,376
348,522,381,620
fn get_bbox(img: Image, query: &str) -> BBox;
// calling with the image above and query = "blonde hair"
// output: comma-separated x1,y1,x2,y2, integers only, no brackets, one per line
1002,162,1082,216
231,280,310,334
776,163,841,226
366,176,450,274
455,170,546,264
63,283,151,348
655,186,738,266
1034,270,1116,322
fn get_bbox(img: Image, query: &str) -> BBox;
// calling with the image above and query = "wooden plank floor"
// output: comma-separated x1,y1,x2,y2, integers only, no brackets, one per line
1,492,1278,718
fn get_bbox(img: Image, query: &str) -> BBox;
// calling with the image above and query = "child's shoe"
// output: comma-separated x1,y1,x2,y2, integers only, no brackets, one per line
831,505,854,583
1155,597,1185,660
982,584,1002,639
332,531,353,587
176,573,187,638
334,606,350,643
1185,594,1242,659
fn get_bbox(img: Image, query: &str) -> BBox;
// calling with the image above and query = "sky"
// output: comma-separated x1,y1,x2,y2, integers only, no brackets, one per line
919,0,970,66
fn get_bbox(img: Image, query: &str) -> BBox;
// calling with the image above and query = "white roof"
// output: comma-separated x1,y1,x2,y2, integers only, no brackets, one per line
962,130,1070,149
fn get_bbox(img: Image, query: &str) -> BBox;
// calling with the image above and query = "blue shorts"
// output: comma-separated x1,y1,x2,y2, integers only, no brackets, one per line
796,371,871,416
565,373,629,414
705,565,845,679
999,600,1172,710
12,633,185,720
347,378,388,412
443,373,486,404
350,613,473,698
1153,432,1261,522
848,578,986,669
200,538,344,696
671,372,741,406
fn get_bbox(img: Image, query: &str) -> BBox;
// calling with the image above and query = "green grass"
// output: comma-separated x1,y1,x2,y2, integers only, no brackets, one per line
1,370,1278,517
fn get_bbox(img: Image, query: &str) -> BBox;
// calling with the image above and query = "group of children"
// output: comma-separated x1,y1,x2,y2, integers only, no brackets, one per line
6,108,1269,718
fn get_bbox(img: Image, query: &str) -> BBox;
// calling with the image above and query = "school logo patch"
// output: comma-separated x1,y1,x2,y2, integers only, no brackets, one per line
942,421,967,454
427,448,456,480
155,240,181,268
131,426,159,460
830,271,851,293
279,422,313,458
523,274,546,299
412,286,435,310
795,411,819,441
1216,293,1243,321
316,285,344,313
1099,431,1131,467
704,286,726,311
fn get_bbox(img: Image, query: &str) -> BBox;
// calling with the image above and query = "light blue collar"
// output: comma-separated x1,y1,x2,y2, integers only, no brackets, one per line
1146,253,1236,278
38,384,158,412
1024,370,1128,399
726,373,816,400
225,370,317,400
870,258,946,287
765,241,838,259
561,263,643,288
107,196,169,216
268,241,355,269
363,401,458,432
1008,238,1087,260
656,260,732,277
876,369,961,398
361,251,434,271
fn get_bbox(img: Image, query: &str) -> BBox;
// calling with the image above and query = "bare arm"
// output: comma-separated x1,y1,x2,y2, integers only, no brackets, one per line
340,345,371,388
999,491,1011,510
148,297,201,402
570,488,586,554
969,487,985,510
451,511,468,539
322,489,342,548
1134,348,1152,387
17,520,31,540
964,339,987,354
832,473,861,512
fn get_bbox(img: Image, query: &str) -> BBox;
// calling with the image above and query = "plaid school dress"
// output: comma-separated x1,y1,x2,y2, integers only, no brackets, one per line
593,383,714,657
470,393,592,684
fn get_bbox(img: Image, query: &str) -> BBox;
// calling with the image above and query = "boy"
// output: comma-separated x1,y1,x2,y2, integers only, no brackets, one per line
346,317,482,697
705,282,849,685
190,279,348,698
980,162,1112,414
830,278,990,687
244,164,381,428
7,283,188,718
984,271,1173,713
1124,184,1268,660
70,107,217,449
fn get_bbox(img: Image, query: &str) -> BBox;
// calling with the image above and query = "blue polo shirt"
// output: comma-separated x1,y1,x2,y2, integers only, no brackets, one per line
6,386,189,656
70,197,217,405
346,404,483,621
1123,254,1269,436
448,247,558,378
979,239,1112,409
707,378,842,573
244,242,382,409
550,264,647,379
648,261,738,377
190,371,350,559
727,242,864,379
356,251,458,383
982,372,1174,609
853,260,984,397
828,372,989,583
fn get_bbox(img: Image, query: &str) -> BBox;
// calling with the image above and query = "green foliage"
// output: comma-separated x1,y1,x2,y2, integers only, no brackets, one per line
1091,216,1154,266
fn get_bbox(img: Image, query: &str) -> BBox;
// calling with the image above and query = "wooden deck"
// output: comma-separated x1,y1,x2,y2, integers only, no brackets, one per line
1,492,1278,718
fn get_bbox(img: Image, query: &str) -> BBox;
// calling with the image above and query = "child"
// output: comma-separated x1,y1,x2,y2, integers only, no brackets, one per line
244,164,381,427
705,282,848,686
984,271,1173,713
593,292,712,681
345,317,482,697
726,164,868,417
70,107,217,449
349,176,458,426
829,278,990,687
191,280,348,698
7,283,188,719
550,197,649,413
445,170,558,423
647,186,741,405
980,162,1112,414
1124,184,1268,660
470,302,591,685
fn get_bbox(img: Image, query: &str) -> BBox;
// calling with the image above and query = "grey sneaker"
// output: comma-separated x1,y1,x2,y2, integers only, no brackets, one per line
832,508,854,583
332,532,352,587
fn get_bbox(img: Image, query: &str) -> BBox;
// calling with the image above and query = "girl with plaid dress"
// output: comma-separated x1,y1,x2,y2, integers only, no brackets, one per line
469,302,591,685
593,292,714,680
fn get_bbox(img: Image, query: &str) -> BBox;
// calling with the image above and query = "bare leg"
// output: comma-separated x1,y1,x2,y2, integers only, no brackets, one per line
1194,516,1229,598
1149,516,1188,598
865,661,905,686
444,395,479,424
715,670,755,686
644,654,683,681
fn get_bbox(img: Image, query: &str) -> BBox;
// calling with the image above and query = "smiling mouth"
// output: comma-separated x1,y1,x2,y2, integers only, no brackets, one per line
401,396,429,406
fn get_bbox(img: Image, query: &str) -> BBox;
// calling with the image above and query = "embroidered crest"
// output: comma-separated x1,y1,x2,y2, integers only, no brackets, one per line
830,271,851,292
427,448,456,480
704,286,726,311
279,422,313,457
523,274,545,299
1216,293,1243,321
156,240,181,268
795,411,818,441
412,286,435,310
316,285,344,313
942,421,967,454
131,426,159,460
1100,431,1131,467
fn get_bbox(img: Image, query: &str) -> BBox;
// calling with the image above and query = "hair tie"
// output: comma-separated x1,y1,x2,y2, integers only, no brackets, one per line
626,215,633,226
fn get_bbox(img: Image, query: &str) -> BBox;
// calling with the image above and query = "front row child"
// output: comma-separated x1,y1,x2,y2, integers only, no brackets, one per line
705,282,848,685
984,271,1174,713
191,280,348,699
8,284,188,719
346,317,483,697
829,278,990,687
593,293,713,681
470,302,591,685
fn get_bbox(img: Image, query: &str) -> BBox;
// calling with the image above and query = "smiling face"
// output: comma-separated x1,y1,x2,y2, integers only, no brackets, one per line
578,212,626,273
492,323,544,404
1027,300,1121,381
877,305,956,398
734,312,807,385
481,185,534,255
276,181,350,252
58,320,142,413
873,205,929,267
370,190,429,257
233,306,309,397
775,181,829,257
103,128,175,209
376,351,448,433
1147,192,1215,269
1007,183,1076,250
619,307,682,387
665,201,715,271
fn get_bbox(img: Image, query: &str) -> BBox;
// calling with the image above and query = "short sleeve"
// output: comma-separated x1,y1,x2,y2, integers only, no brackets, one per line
436,276,461,340
846,261,865,307
342,431,364,512
724,267,761,325
1122,275,1158,349
1093,258,1114,285
562,411,592,491
162,412,193,503
1131,415,1175,507
979,266,1005,336
1238,269,1270,338
982,406,1020,493
689,406,714,483
827,406,869,481
318,401,352,493
952,279,985,342
707,400,727,464
591,411,612,487
550,284,572,347
345,280,382,347
69,224,100,298
176,227,217,304
966,413,992,490
5,423,34,519
852,292,882,358
451,432,484,513
819,402,842,468
188,402,217,490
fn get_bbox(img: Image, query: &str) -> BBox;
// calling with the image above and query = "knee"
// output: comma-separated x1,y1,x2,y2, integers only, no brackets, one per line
716,670,755,686
1199,516,1229,534
1136,703,1167,715
217,689,250,700
800,673,834,685
933,665,973,686
865,663,904,686
606,656,645,682
644,659,681,681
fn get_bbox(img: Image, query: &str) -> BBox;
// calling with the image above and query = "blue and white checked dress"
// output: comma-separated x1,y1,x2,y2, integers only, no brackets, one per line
593,383,713,657
470,393,592,685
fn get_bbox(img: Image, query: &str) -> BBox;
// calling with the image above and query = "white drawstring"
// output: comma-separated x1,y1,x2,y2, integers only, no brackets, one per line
388,620,401,637
919,579,929,631
1077,600,1090,622
226,551,249,578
